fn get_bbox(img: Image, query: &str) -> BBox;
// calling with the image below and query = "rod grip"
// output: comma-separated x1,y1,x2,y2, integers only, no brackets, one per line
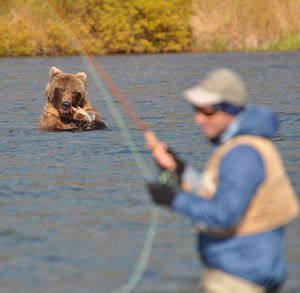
144,131,177,171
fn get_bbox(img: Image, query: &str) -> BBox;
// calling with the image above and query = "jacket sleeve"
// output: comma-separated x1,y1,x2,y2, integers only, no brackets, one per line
172,145,265,231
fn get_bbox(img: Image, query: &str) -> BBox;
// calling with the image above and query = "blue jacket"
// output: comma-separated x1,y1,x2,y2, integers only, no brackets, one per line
172,105,285,289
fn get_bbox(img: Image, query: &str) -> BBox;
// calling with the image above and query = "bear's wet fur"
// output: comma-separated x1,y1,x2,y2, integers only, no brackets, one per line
38,66,107,131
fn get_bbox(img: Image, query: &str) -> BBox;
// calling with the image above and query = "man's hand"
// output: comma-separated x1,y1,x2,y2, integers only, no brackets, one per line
146,182,176,206
144,131,186,180
144,131,176,170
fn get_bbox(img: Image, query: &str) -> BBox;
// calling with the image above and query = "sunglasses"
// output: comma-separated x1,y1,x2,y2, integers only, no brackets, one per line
192,104,222,116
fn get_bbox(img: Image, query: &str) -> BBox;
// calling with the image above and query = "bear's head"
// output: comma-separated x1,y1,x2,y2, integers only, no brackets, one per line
45,66,88,116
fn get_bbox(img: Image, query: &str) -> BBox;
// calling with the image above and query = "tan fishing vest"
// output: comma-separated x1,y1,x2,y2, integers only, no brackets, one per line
185,135,299,237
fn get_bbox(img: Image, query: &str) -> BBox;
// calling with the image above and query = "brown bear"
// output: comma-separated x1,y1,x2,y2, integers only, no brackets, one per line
38,66,107,131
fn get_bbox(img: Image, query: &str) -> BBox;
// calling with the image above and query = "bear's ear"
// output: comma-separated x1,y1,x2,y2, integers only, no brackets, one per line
76,72,87,82
49,66,62,78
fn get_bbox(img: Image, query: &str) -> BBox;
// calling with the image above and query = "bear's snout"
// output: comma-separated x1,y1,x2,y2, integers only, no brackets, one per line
62,101,71,109
59,100,72,115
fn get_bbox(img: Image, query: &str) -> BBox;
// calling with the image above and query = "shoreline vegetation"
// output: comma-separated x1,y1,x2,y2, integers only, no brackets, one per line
1,0,300,57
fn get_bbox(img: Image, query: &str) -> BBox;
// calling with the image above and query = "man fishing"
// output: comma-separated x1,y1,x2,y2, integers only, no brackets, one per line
145,68,299,293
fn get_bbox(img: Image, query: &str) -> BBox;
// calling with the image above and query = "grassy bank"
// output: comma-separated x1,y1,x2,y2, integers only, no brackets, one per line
1,0,300,57
190,0,300,52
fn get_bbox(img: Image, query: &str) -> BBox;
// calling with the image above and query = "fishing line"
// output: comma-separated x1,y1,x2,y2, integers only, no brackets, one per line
45,1,160,292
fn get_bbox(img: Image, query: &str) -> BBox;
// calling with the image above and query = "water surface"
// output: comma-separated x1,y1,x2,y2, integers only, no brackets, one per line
0,52,299,293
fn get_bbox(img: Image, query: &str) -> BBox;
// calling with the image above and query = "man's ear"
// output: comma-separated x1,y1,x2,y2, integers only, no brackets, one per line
76,72,87,82
49,66,62,78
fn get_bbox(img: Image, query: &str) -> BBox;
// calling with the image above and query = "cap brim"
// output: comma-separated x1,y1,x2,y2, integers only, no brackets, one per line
183,86,222,107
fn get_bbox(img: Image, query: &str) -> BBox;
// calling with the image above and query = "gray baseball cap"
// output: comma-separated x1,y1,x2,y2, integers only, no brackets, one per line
184,68,247,107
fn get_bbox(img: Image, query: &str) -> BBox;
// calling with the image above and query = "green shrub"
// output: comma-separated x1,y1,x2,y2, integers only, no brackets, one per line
0,20,36,56
0,0,191,56
210,36,229,52
265,33,300,51
48,0,192,54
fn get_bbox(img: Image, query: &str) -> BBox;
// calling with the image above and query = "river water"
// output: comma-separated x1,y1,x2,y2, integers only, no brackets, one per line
0,52,299,293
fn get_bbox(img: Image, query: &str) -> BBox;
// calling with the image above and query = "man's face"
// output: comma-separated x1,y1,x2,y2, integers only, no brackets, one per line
193,106,235,141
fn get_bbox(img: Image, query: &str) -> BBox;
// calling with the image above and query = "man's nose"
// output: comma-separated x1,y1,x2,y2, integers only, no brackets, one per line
194,112,206,124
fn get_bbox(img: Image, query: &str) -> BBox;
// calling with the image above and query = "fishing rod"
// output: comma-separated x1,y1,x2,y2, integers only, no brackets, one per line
85,54,174,161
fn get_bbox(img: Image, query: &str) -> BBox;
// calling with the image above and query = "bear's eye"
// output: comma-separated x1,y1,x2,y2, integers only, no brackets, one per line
54,88,63,99
72,92,81,106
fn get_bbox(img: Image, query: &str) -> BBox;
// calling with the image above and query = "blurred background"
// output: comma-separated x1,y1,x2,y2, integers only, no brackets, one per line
1,0,300,57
